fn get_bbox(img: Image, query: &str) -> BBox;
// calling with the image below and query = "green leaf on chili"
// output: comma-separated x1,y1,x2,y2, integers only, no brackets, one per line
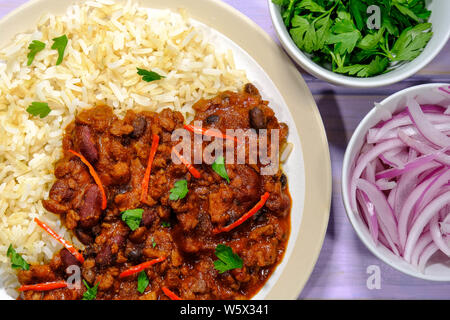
137,271,149,294
121,209,144,231
161,221,171,228
169,180,188,201
213,244,243,274
212,156,230,183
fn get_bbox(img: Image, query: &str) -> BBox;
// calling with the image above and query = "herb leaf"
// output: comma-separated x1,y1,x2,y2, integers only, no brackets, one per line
121,209,144,231
327,19,361,55
137,271,149,294
82,280,99,300
169,180,188,201
161,221,171,228
335,56,389,77
26,102,51,118
211,156,230,183
51,35,68,65
7,245,29,270
27,40,45,66
137,68,165,82
213,244,243,274
390,23,433,61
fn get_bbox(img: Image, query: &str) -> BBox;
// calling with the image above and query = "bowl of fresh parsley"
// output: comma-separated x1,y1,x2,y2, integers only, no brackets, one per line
268,0,450,88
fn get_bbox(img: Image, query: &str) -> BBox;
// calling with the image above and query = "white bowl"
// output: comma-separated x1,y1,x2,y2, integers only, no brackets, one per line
342,83,450,281
268,0,450,88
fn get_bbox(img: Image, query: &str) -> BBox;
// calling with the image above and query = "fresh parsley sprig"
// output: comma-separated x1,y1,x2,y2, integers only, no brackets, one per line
82,280,99,300
169,180,188,201
7,245,30,271
212,156,230,183
137,271,149,294
213,244,243,274
137,68,165,82
26,102,51,118
121,209,144,231
51,35,68,66
27,40,46,66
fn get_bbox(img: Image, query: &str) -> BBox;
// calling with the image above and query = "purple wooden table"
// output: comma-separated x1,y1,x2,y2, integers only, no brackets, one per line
1,0,449,299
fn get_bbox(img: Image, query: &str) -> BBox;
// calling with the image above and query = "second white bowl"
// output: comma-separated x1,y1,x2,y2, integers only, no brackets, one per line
268,0,450,88
342,83,450,281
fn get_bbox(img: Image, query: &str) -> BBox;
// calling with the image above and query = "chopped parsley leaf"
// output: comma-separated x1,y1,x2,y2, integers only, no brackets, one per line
169,179,188,201
121,209,144,231
26,102,51,118
213,244,243,274
7,245,29,270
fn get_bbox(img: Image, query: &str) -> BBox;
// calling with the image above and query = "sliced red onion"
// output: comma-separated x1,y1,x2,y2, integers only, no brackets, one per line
379,147,407,167
357,191,379,244
430,214,450,256
440,207,449,222
376,179,397,190
411,231,433,267
369,122,450,144
373,105,445,129
438,86,450,95
420,104,447,113
377,230,399,255
367,113,450,144
418,166,445,184
413,170,450,223
395,162,438,222
440,221,450,235
350,139,404,211
418,242,439,272
398,167,443,250
407,97,450,148
375,152,440,180
398,130,450,166
362,159,376,183
356,179,400,247
351,98,450,273
403,191,450,262
387,186,397,209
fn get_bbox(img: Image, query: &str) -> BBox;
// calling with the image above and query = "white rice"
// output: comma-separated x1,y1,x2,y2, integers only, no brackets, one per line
0,0,247,296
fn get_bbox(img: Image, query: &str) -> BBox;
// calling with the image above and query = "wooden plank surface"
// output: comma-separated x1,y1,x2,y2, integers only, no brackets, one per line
0,0,449,299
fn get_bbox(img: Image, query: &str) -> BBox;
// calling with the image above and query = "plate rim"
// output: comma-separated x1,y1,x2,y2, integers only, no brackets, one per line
0,0,332,300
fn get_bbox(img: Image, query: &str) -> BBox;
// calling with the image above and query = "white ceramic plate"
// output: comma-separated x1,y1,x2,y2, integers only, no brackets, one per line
0,0,331,300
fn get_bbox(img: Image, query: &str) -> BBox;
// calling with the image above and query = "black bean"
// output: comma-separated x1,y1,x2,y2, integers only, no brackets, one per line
130,116,147,139
127,248,142,263
280,173,287,188
249,107,266,129
206,114,219,124
244,83,260,96
75,228,94,245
